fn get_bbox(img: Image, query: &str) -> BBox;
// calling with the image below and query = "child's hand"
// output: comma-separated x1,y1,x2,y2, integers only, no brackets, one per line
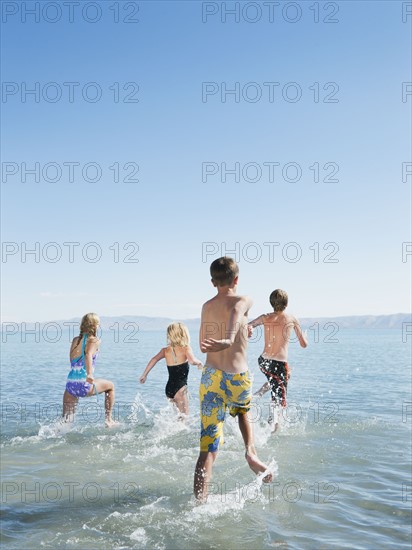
201,338,231,352
139,375,146,384
86,375,94,383
197,362,204,371
247,325,253,338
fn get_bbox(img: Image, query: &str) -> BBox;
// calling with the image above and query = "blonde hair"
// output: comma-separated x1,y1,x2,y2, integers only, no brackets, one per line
167,322,190,348
78,312,100,343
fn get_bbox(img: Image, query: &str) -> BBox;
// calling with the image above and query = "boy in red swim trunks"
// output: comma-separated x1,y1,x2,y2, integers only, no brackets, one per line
248,289,308,432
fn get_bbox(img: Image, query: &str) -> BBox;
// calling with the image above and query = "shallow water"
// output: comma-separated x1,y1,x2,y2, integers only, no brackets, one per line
1,328,411,549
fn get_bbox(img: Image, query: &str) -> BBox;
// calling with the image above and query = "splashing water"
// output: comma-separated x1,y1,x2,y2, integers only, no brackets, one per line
128,392,155,426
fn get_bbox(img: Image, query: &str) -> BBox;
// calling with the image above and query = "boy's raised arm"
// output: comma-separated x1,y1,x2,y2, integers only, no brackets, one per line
248,314,265,328
293,318,308,348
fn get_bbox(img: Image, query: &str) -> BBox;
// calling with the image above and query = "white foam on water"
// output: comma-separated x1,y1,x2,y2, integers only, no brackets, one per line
38,418,74,438
255,458,279,484
139,443,176,460
81,523,105,536
128,392,155,426
99,429,139,446
122,452,138,463
150,406,194,441
185,457,278,523
126,393,199,456
107,511,135,519
58,538,80,547
251,397,309,442
130,527,148,543
4,434,43,446
139,496,169,511
187,492,246,519
2,418,78,446
252,418,274,447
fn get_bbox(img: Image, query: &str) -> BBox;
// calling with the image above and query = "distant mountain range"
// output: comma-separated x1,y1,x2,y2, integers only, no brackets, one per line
4,313,410,331
95,313,412,330
298,313,411,329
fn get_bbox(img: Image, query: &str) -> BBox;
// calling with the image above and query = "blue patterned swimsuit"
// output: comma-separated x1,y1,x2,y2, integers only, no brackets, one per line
66,335,98,397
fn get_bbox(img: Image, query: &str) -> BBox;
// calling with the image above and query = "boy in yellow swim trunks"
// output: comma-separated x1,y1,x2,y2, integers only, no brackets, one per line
194,257,272,502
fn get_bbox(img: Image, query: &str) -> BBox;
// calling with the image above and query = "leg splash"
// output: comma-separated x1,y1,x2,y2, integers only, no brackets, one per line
245,447,273,483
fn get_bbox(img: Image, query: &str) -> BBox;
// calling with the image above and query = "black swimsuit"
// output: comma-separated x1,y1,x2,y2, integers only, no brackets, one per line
165,362,189,399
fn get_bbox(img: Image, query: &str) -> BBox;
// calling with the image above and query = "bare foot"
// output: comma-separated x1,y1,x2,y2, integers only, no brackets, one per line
271,422,279,433
177,412,189,423
245,451,273,483
269,407,280,431
194,494,207,506
105,419,119,428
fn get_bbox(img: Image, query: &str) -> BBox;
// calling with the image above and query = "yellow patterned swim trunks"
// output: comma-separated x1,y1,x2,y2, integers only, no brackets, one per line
199,365,252,452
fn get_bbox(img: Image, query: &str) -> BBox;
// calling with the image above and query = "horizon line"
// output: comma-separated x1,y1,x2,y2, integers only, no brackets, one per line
1,312,411,325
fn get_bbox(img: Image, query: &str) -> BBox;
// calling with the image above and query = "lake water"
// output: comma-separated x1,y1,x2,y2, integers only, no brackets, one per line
1,327,411,549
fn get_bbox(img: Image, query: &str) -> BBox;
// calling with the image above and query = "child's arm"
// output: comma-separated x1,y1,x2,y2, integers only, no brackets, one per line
247,314,266,337
293,318,308,348
248,314,266,329
69,338,79,356
186,346,203,370
201,296,253,352
85,337,99,382
139,348,165,383
199,304,208,353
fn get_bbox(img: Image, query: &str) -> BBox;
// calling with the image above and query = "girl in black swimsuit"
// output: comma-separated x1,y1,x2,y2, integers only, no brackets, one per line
139,323,203,418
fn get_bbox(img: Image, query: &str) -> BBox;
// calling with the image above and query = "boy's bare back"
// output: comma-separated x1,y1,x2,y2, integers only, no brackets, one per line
251,311,307,362
200,293,252,374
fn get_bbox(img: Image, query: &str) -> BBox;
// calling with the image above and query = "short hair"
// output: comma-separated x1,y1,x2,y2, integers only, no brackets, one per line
167,322,190,347
270,289,288,312
210,257,239,287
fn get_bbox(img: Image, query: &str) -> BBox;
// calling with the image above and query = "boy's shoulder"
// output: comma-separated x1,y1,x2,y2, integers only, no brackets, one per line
229,294,249,304
202,294,251,311
236,295,253,310
284,312,300,325
264,311,297,323
202,296,215,309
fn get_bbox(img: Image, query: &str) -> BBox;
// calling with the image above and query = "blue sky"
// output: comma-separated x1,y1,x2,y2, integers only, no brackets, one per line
1,0,411,322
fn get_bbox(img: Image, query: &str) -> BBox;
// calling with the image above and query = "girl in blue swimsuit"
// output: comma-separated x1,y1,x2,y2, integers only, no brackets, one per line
62,313,117,427
139,322,203,418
